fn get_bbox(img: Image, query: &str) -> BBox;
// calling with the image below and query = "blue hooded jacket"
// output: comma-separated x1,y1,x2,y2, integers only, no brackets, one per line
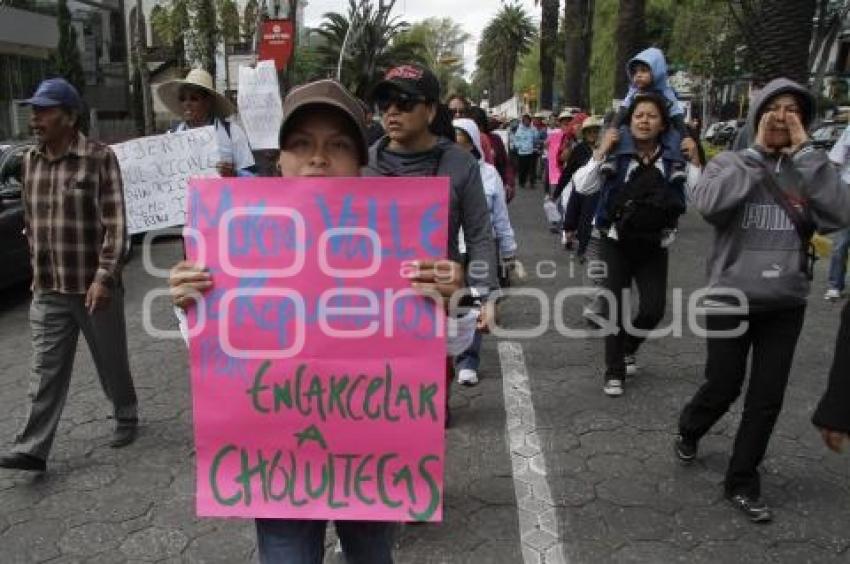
622,47,683,117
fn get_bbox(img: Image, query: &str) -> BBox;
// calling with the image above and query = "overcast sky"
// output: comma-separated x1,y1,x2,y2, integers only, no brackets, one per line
303,0,540,77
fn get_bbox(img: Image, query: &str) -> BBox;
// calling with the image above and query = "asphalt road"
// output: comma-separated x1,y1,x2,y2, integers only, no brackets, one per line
0,179,848,563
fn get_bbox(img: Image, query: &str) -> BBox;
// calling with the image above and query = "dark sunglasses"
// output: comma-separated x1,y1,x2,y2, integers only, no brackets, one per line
450,107,467,117
376,93,428,113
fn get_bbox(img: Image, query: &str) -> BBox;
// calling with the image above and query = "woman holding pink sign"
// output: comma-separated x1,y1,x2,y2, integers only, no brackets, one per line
169,79,464,563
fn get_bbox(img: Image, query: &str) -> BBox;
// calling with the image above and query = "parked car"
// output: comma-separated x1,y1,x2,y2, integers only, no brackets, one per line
712,120,740,147
0,142,33,290
703,122,721,143
811,122,846,151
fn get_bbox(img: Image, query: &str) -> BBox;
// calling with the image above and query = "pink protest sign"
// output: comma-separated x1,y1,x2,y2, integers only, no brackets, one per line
184,177,449,522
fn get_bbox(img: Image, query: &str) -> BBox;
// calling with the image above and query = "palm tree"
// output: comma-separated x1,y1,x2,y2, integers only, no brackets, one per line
562,0,594,109
537,0,560,110
614,0,646,97
476,2,537,106
727,0,816,86
313,0,425,99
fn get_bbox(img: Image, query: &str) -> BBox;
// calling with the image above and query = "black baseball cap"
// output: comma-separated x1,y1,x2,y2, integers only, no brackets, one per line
372,64,441,103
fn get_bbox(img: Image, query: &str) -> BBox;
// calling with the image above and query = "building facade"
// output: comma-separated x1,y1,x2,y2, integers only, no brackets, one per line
0,0,132,141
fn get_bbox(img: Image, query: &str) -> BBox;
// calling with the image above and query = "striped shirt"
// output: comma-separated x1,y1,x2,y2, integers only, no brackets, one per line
22,132,127,294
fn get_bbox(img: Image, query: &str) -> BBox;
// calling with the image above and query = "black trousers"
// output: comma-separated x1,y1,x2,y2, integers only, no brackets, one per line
598,237,669,378
678,306,806,498
517,154,536,187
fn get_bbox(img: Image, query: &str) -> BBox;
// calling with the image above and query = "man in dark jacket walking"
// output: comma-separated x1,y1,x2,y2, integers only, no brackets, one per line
675,78,850,523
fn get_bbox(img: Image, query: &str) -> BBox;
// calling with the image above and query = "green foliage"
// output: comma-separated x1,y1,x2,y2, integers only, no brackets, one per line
242,0,258,44
150,0,219,70
645,0,674,52
589,0,617,113
514,43,540,95
289,46,328,84
217,0,241,45
475,1,537,105
313,0,426,99
667,0,740,78
48,0,85,94
395,18,470,98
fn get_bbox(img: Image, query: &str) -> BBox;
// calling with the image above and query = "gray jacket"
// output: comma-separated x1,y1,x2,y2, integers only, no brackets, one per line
691,79,850,309
364,137,498,295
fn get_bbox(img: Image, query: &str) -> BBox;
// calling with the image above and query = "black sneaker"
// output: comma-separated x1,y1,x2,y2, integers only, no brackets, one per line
673,434,698,464
726,494,773,523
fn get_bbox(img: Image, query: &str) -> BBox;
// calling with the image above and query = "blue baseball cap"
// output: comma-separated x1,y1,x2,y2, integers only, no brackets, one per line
20,78,81,110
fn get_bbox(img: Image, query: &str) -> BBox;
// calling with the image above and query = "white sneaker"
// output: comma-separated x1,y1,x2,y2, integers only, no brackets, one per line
458,369,479,386
625,355,638,377
603,379,624,397
825,288,842,301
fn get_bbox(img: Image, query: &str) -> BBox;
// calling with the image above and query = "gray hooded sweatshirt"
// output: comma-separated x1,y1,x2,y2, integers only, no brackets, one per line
691,78,850,309
365,137,498,295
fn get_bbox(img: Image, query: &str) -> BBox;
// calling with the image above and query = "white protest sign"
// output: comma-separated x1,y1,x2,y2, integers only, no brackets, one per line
112,126,218,234
237,60,283,149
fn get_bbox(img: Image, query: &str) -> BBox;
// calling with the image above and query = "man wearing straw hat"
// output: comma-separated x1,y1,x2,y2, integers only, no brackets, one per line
157,68,256,177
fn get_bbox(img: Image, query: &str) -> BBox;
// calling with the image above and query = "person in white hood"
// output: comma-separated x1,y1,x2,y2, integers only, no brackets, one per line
453,117,517,385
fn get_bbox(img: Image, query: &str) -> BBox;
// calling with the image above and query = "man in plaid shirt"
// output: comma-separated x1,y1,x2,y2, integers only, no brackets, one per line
0,78,138,473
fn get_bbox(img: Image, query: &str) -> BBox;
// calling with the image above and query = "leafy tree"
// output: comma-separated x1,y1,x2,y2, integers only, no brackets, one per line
313,0,425,99
589,0,617,112
217,0,240,46
49,0,85,94
289,46,329,84
644,0,673,53
475,1,537,106
151,0,219,72
396,18,470,98
668,0,740,79
242,0,258,44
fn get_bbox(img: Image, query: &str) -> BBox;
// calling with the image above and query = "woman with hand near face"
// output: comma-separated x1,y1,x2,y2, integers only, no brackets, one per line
169,79,463,564
676,78,850,523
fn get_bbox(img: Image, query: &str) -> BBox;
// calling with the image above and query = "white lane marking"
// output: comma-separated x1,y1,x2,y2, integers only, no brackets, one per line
498,341,568,564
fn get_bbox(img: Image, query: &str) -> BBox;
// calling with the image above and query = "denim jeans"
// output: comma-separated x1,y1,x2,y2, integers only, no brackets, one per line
828,228,850,292
455,330,482,372
255,519,395,564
